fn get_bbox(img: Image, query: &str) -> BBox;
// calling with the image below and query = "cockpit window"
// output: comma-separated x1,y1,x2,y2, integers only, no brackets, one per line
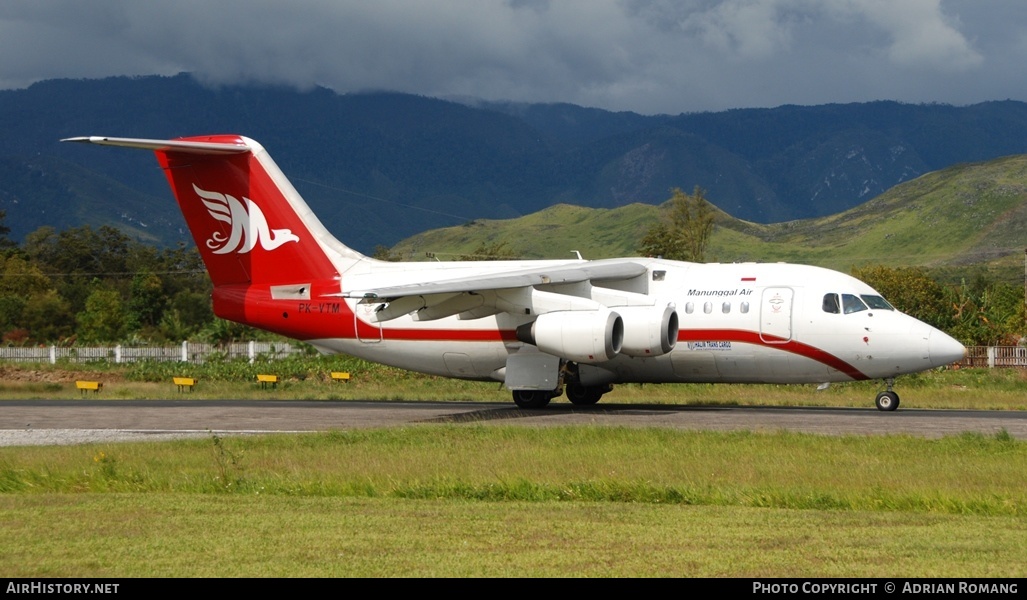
860,295,894,311
826,292,892,315
822,293,840,314
842,294,868,314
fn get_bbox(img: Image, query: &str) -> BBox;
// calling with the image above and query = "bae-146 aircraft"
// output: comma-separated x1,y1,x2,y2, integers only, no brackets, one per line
64,135,967,410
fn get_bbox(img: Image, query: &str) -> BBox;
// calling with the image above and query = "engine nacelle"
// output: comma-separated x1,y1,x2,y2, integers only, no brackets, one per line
516,309,623,363
616,304,678,357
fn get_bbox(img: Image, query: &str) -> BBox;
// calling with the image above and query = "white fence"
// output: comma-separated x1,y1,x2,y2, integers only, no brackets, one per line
958,346,1027,369
0,341,302,364
1,343,1024,368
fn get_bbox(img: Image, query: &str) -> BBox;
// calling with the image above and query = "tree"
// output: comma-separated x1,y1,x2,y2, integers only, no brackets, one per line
850,265,950,330
0,255,52,297
852,265,1026,346
459,241,516,261
23,225,130,277
946,278,1025,346
21,291,74,342
638,221,678,260
638,186,715,262
22,224,133,315
372,245,402,262
127,271,167,330
76,288,127,343
163,290,214,337
0,210,17,254
0,254,70,342
988,282,1027,344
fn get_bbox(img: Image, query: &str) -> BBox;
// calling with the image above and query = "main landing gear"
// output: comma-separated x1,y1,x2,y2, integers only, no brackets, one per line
511,384,613,409
565,382,613,406
511,389,557,409
875,378,900,411
511,362,612,409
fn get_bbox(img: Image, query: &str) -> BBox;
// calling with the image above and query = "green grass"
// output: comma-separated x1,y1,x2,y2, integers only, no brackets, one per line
8,427,1027,511
4,427,1024,512
1,427,1025,577
2,359,1024,576
2,495,1024,577
2,359,1025,410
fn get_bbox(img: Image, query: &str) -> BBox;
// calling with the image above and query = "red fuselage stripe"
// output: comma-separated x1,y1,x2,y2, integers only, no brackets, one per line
329,324,869,380
679,328,868,380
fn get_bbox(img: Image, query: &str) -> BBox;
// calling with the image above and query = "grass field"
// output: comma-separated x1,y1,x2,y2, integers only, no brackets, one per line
1,360,1025,577
1,426,1025,577
2,358,1026,410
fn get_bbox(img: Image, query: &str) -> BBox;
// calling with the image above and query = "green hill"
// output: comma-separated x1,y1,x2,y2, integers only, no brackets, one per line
7,76,1027,252
391,154,1027,278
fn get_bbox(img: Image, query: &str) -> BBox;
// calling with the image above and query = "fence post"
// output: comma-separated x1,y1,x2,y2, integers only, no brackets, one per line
249,340,255,364
987,346,996,368
50,345,56,365
115,345,122,364
181,340,188,362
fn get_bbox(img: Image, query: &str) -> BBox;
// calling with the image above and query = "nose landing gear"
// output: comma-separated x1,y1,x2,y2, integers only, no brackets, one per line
875,378,900,411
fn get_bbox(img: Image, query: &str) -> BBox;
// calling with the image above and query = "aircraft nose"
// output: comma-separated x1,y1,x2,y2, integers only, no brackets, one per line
928,329,966,368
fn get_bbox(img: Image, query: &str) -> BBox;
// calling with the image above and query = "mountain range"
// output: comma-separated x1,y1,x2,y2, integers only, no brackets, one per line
3,73,1027,255
393,154,1027,281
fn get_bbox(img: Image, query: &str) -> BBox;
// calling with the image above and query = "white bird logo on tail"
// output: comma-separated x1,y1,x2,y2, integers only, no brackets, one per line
193,184,299,254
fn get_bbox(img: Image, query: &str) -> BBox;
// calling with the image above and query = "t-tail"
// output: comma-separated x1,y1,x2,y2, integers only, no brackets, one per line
62,135,366,339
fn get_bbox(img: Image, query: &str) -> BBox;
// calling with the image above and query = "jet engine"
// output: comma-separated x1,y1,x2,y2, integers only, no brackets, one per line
616,304,678,357
516,309,623,363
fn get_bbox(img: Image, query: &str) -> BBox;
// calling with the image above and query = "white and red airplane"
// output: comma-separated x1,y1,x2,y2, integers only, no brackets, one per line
64,134,966,410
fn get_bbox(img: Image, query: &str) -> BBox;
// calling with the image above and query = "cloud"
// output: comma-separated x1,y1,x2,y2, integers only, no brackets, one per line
0,0,1022,114
833,0,983,70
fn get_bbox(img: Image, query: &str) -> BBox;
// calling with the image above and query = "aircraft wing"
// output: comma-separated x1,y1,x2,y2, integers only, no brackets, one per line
340,258,654,323
342,258,648,301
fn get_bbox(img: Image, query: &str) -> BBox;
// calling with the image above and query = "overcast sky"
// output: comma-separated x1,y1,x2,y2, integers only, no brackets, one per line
2,0,1025,115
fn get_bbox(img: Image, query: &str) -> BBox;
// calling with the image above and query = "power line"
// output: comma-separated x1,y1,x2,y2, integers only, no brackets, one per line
2,270,207,278
293,177,473,223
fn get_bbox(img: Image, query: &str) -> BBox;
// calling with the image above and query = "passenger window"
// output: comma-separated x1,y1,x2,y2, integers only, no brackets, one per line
704,302,712,314
740,302,749,314
652,270,666,281
722,302,731,314
685,302,694,314
842,294,868,314
822,293,840,314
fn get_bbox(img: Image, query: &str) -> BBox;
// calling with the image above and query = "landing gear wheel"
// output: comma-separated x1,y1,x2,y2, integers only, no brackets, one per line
512,390,553,409
875,390,900,412
565,383,605,406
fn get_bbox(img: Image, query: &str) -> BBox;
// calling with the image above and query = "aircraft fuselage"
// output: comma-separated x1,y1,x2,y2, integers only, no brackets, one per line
296,259,961,386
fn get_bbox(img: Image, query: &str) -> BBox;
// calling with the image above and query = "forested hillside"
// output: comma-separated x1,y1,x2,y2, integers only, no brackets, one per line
4,74,1027,253
3,152,1027,347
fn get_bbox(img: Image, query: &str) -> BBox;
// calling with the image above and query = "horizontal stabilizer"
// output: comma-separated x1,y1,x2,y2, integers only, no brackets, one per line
62,136,251,155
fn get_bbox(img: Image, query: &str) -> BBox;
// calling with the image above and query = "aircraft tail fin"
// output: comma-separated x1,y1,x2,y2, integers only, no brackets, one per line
63,135,363,288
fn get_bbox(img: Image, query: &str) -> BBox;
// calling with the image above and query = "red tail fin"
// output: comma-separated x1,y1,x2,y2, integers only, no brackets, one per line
63,135,366,340
63,135,363,287
154,135,342,286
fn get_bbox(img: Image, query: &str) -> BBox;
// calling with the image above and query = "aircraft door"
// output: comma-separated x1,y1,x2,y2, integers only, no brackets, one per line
354,301,383,343
760,287,793,343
